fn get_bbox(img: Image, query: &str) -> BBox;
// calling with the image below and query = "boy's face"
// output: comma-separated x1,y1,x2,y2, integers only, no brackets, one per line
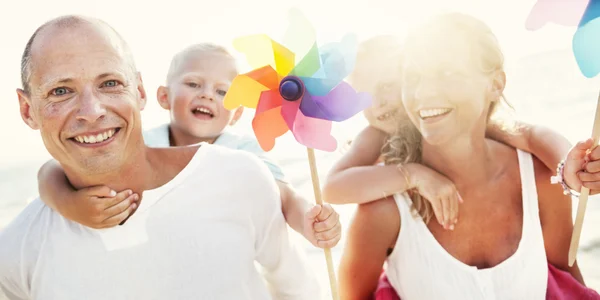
158,52,242,143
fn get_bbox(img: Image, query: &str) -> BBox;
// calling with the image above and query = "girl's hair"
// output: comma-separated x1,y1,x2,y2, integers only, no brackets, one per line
381,13,516,223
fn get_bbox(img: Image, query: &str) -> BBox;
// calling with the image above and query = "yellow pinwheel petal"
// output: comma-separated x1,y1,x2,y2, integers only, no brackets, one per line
233,34,295,77
223,75,270,110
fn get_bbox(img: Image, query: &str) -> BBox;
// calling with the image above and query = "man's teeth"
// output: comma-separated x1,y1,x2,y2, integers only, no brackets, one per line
194,107,213,115
419,108,452,119
74,129,115,144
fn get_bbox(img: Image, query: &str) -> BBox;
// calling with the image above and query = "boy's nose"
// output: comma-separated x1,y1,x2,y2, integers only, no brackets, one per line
199,86,215,101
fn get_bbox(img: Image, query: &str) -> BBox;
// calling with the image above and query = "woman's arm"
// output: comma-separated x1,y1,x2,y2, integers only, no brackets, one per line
338,197,400,300
533,156,585,285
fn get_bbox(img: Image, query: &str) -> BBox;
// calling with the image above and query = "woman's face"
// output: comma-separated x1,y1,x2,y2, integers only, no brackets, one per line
400,34,494,146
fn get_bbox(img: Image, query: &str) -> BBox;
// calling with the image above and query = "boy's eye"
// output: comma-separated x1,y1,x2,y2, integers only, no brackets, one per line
217,89,227,96
187,82,199,88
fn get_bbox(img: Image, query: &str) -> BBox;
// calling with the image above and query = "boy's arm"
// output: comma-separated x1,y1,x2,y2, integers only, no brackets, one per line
277,182,342,248
277,182,311,234
37,159,138,228
242,138,342,249
243,154,320,299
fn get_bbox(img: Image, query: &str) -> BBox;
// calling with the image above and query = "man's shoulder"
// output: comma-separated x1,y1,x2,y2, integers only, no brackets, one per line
201,143,268,174
0,198,53,240
0,198,51,267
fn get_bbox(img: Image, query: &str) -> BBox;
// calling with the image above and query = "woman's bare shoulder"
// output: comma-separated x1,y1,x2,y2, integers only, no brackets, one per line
353,196,401,248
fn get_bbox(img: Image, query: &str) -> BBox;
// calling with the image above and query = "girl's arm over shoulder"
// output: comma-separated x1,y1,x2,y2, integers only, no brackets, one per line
323,126,462,229
338,196,400,300
322,126,403,205
487,121,571,171
533,156,585,285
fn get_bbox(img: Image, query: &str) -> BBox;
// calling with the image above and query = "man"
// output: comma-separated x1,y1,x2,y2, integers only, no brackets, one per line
0,15,320,300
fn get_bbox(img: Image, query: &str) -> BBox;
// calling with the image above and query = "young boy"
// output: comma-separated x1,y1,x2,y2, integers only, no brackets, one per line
37,43,341,250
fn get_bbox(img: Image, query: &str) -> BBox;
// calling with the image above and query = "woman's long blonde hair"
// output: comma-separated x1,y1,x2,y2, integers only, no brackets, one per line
382,13,516,223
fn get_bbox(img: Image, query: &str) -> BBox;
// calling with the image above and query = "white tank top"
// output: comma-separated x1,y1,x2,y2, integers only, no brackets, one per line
386,150,548,300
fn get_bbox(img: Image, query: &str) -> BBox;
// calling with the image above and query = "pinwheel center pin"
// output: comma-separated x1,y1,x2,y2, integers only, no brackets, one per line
279,76,304,101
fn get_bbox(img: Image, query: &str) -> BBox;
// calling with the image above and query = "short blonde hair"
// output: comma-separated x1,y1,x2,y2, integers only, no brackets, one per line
166,43,236,85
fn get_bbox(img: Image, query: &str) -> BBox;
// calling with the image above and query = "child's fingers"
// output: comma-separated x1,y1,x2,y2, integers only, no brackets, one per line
86,186,117,198
457,192,464,204
102,202,137,228
582,181,600,190
441,196,452,230
429,198,444,227
448,193,459,226
304,205,321,222
578,171,600,182
313,213,339,233
314,221,342,243
105,193,138,217
104,190,133,208
584,161,600,173
570,138,595,160
588,144,600,161
316,204,335,222
316,234,342,249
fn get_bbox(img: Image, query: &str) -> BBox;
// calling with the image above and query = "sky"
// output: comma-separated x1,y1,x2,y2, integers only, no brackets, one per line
0,0,584,167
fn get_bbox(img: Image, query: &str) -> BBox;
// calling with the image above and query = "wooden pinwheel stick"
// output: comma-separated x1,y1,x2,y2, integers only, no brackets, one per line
306,147,339,300
569,91,600,267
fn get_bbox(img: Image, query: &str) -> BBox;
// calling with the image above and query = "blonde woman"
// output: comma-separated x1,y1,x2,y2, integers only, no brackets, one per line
329,14,593,299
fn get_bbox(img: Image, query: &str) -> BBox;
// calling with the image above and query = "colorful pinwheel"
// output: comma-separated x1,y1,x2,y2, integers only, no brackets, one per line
526,0,600,266
223,9,372,300
223,9,372,152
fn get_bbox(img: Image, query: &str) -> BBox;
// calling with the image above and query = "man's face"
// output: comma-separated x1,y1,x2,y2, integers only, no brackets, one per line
18,23,147,175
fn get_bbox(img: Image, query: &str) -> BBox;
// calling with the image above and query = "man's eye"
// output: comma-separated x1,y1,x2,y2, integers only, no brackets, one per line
187,82,199,88
51,87,69,96
103,80,119,87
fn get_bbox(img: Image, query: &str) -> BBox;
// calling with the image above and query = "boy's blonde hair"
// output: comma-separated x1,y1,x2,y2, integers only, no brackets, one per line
382,13,516,224
166,43,237,85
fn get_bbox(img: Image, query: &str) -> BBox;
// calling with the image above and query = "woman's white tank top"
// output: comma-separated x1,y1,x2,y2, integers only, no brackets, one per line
386,150,548,300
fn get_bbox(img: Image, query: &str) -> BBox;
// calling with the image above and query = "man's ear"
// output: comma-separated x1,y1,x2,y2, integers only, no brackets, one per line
156,86,171,110
17,89,40,130
229,106,244,125
136,72,147,110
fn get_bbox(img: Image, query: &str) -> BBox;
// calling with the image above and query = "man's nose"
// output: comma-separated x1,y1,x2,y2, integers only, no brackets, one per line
75,88,107,123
